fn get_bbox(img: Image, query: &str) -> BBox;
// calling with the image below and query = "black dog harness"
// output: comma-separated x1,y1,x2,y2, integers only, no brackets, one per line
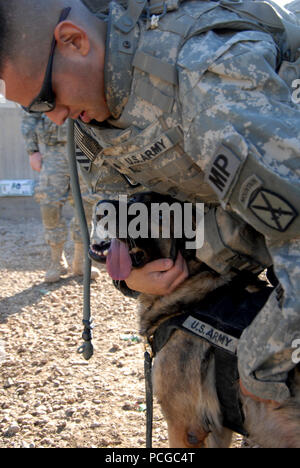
144,277,274,444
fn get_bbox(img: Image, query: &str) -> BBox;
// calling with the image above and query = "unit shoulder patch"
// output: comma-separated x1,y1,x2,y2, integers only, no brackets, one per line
248,189,298,232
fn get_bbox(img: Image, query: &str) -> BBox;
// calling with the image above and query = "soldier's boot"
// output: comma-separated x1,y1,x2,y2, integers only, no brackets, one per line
72,242,100,279
45,243,68,283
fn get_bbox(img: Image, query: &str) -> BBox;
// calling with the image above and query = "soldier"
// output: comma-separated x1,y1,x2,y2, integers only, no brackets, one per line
21,111,100,282
0,0,300,409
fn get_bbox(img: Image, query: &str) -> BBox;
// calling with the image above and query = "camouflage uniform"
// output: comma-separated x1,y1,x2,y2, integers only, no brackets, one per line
21,111,95,245
74,0,300,402
21,111,101,281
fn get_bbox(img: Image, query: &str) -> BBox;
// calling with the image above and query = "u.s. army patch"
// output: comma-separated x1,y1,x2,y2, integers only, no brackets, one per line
119,135,173,167
248,189,298,232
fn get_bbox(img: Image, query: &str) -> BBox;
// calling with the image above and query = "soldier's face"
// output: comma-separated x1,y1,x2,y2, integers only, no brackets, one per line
2,21,110,125
3,59,110,125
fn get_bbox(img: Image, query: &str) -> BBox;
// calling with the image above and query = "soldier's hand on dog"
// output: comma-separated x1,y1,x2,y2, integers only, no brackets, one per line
29,152,43,172
125,252,189,296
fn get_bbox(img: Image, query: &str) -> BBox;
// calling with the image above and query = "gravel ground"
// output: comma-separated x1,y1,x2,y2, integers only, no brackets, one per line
0,198,247,448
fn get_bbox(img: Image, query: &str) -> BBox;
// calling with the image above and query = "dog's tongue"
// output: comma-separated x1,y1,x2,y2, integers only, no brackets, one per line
106,239,132,281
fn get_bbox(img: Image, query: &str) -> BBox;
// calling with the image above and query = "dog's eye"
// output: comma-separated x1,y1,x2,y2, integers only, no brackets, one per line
130,250,145,267
135,251,144,261
96,209,109,223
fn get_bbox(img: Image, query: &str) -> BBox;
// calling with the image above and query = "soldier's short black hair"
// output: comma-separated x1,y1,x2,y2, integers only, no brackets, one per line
0,0,66,76
0,0,108,77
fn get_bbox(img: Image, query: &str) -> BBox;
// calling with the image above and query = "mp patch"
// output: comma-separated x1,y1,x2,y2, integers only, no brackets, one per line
248,189,298,232
206,145,242,200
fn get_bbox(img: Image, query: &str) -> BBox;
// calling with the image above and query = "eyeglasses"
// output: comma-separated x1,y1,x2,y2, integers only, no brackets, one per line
23,7,71,114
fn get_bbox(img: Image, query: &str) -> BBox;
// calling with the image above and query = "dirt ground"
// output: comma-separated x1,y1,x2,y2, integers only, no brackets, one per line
0,197,250,449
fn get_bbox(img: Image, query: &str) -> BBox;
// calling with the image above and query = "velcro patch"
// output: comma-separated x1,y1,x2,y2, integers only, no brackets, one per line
206,145,242,200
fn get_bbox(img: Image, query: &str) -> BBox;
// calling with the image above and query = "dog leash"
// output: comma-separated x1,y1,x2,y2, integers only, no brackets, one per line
144,344,154,448
67,119,94,360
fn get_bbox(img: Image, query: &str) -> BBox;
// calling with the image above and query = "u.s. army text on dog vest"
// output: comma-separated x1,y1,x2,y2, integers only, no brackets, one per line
182,315,238,354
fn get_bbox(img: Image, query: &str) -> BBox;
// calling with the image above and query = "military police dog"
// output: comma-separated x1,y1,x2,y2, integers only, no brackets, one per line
90,193,300,448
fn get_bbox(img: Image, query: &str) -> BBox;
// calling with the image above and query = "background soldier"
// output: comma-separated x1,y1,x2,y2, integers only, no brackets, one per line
21,111,100,282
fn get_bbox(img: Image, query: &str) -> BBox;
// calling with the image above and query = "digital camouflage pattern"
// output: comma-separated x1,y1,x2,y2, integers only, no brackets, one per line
239,237,300,401
21,112,96,245
74,0,300,401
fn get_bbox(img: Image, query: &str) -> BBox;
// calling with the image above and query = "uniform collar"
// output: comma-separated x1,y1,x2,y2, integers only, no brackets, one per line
104,1,140,119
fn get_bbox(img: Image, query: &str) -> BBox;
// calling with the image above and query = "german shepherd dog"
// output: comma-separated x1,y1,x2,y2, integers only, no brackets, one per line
90,192,300,448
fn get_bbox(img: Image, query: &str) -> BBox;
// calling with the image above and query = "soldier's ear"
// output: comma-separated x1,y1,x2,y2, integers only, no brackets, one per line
54,21,90,57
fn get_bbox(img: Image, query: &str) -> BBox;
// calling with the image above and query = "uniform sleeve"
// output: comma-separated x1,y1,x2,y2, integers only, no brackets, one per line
178,29,300,400
20,111,41,155
178,29,284,174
